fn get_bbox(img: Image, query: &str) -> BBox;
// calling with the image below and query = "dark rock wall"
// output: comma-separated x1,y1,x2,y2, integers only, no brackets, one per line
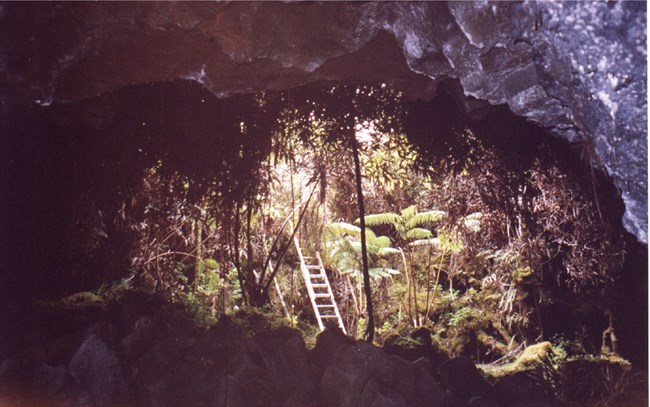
0,1,646,241
0,295,448,407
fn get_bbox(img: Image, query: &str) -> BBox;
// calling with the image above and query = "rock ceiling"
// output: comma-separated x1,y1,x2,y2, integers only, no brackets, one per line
0,1,646,242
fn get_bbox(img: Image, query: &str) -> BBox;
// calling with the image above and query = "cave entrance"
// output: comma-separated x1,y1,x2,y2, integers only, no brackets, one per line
5,78,644,369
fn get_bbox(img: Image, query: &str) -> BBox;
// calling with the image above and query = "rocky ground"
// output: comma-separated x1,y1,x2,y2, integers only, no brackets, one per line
0,291,645,407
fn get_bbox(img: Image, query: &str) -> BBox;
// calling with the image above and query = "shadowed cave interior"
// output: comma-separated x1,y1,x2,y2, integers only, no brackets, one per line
1,79,647,407
0,2,647,406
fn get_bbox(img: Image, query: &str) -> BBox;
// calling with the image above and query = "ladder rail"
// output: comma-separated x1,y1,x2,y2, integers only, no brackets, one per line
295,235,326,331
294,236,346,334
316,252,346,333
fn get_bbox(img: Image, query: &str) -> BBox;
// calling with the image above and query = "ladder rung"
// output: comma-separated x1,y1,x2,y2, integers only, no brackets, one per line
295,240,346,334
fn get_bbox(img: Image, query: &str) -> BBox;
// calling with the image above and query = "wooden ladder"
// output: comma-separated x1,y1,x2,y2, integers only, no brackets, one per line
294,236,346,334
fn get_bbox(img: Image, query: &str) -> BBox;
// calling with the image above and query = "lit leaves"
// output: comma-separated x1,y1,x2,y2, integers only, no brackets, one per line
324,221,400,281
355,205,446,244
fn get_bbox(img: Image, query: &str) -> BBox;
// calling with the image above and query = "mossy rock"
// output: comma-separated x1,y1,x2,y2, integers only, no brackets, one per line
480,342,555,379
383,327,439,364
229,307,293,337
558,355,637,406
53,291,106,310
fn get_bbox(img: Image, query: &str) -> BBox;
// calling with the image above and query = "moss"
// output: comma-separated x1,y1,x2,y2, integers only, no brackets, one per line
393,335,425,349
229,306,295,337
56,291,106,310
480,342,555,379
558,354,636,406
37,279,136,312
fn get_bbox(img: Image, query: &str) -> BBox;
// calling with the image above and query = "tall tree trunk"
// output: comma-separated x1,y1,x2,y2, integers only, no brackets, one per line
230,202,248,304
351,135,374,343
194,219,203,292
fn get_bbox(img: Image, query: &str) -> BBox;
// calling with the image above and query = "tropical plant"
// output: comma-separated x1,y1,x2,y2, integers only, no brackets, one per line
324,222,400,279
322,221,400,333
358,205,445,326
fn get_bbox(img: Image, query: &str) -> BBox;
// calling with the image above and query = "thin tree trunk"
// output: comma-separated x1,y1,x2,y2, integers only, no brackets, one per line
194,219,203,292
398,247,415,326
346,275,360,316
424,245,433,321
426,245,448,318
230,202,248,304
351,135,374,343
408,250,420,326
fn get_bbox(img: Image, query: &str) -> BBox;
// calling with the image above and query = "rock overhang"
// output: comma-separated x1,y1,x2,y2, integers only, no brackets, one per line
0,1,646,242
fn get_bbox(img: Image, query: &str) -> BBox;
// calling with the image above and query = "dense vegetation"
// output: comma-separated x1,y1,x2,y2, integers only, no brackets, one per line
7,81,643,405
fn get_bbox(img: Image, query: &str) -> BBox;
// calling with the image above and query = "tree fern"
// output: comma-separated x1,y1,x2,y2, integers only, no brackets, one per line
324,221,398,281
400,205,417,220
405,210,446,230
409,238,440,247
378,247,400,256
368,267,400,279
326,222,361,238
355,212,401,227
346,267,399,281
374,235,393,249
359,206,445,243
406,227,433,240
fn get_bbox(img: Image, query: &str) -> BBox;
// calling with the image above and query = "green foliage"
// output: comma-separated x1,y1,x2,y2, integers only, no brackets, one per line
405,227,432,240
362,213,402,228
356,205,446,240
228,306,294,337
405,210,446,230
448,306,480,327
51,80,625,365
408,238,440,247
57,291,106,310
323,221,399,281
326,222,363,239
204,258,219,270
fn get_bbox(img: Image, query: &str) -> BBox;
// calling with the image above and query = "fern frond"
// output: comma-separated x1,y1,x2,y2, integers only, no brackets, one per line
357,213,401,227
369,267,401,279
374,235,392,249
378,247,400,256
349,241,362,254
363,227,378,242
405,210,446,229
409,238,440,247
406,227,433,240
400,205,417,220
326,222,361,238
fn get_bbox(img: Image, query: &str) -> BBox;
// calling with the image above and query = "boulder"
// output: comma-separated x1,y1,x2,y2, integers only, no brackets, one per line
135,318,317,407
493,372,556,407
383,327,449,371
312,328,447,407
121,314,154,357
68,334,130,406
438,357,496,406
